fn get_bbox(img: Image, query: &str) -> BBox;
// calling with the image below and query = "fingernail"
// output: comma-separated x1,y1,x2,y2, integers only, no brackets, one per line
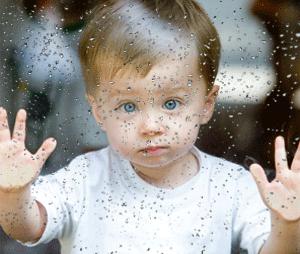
276,135,284,142
244,156,259,170
20,109,26,115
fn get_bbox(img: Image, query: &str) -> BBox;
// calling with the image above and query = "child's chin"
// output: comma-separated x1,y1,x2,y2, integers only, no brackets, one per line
131,157,175,169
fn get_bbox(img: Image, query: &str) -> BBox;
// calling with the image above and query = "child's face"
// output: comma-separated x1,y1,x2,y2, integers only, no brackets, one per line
89,54,218,170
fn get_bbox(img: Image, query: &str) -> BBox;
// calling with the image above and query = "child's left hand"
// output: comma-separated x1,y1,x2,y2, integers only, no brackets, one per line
250,136,300,222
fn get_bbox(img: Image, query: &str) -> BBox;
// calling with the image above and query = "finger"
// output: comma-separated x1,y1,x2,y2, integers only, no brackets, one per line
291,140,300,172
250,163,269,195
34,138,57,168
274,136,289,178
0,107,11,142
12,109,27,143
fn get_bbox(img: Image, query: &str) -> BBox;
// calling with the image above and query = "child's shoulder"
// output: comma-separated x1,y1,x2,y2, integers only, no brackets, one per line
194,146,250,182
46,146,111,179
68,145,110,165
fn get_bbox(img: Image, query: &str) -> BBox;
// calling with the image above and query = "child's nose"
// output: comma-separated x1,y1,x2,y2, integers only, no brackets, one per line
139,112,166,136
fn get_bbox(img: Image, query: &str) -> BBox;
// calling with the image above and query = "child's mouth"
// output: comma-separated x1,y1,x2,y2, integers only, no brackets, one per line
140,146,168,156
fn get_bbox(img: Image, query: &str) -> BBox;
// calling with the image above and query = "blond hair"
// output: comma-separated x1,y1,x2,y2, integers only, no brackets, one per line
79,0,220,95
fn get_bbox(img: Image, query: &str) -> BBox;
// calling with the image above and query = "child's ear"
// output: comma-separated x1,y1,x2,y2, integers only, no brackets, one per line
200,85,219,124
85,94,106,131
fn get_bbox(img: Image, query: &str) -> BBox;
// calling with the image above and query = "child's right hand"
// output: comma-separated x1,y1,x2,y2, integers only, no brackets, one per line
0,108,56,193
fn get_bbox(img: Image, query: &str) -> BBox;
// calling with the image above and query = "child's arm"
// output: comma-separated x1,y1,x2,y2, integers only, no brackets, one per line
0,108,56,243
250,136,300,253
0,186,48,242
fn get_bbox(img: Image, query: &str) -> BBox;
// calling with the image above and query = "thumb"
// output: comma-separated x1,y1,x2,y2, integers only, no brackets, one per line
249,163,269,197
35,138,57,168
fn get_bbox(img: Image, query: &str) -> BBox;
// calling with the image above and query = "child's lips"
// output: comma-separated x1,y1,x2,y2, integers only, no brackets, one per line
140,146,169,155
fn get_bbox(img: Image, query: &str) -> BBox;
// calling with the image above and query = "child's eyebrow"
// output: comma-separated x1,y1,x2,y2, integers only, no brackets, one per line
109,85,192,98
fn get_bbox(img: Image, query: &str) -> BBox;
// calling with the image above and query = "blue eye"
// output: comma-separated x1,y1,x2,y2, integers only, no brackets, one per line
121,102,136,113
163,99,180,110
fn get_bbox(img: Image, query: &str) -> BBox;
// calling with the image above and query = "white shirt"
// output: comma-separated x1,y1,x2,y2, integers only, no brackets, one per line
21,145,270,254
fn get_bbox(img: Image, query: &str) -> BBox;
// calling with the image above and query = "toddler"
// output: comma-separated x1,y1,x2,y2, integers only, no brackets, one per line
1,0,300,253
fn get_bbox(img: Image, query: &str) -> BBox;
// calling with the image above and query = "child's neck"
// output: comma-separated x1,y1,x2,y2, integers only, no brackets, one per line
131,151,199,189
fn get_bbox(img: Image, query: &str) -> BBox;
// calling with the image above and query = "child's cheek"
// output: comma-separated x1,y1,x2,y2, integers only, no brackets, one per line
106,120,139,153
